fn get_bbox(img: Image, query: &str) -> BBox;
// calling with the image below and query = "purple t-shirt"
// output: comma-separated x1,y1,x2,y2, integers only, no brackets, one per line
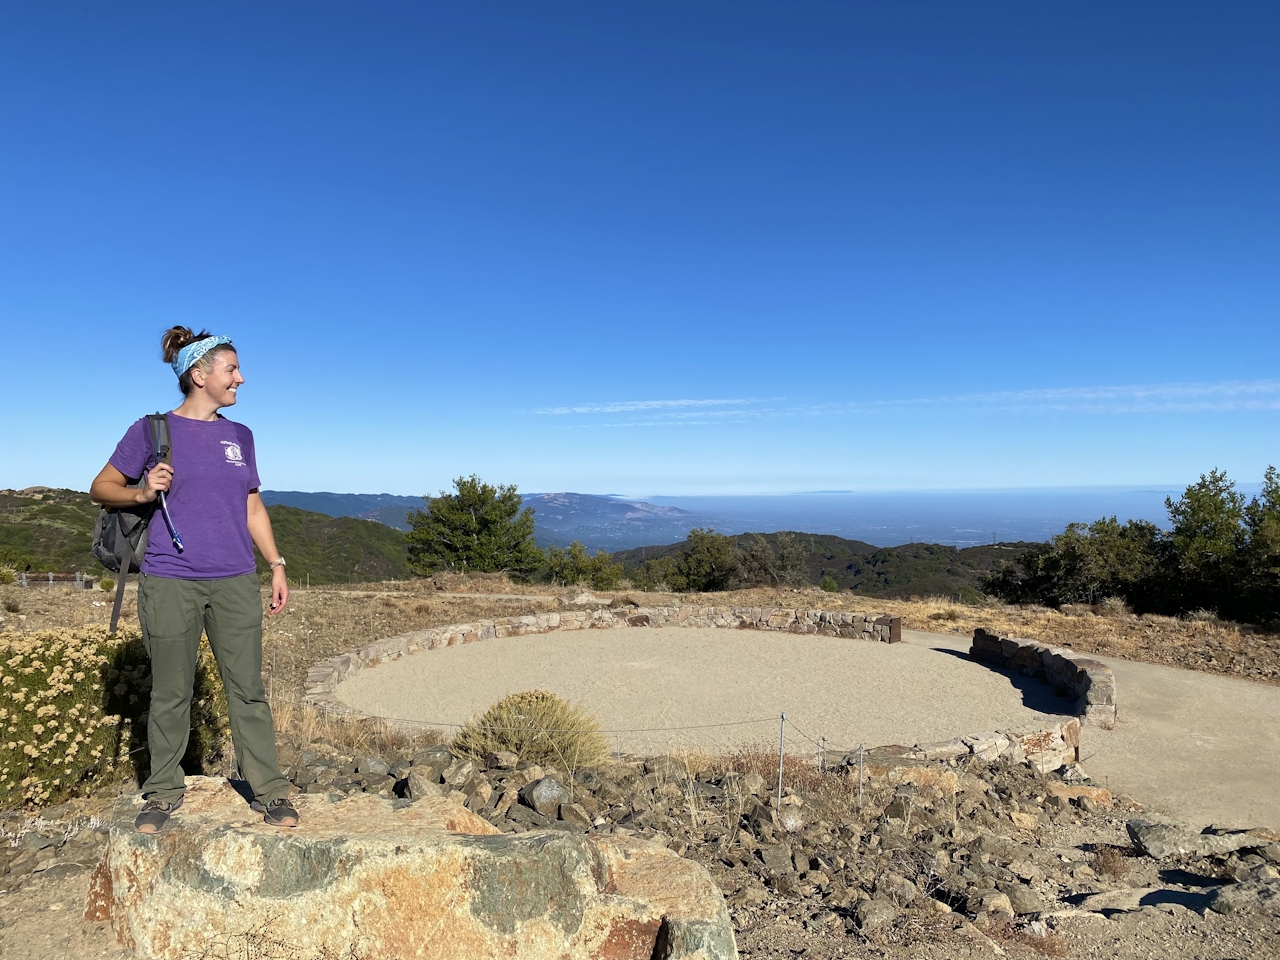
109,414,261,580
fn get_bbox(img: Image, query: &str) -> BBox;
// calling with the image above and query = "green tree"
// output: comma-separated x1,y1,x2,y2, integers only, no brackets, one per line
739,532,808,587
1165,469,1246,614
405,476,542,576
672,528,739,592
1242,466,1280,623
545,541,624,591
984,517,1160,607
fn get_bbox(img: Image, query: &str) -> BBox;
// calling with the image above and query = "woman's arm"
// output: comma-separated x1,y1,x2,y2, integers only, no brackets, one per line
247,490,289,616
90,462,172,508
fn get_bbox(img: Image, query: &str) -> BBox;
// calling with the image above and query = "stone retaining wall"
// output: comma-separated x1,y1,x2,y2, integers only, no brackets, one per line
861,716,1083,773
304,605,901,706
301,611,1103,776
970,628,1117,730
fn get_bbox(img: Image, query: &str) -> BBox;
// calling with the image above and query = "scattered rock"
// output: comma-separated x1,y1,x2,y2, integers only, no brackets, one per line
854,898,898,933
485,751,519,770
559,803,592,830
1045,782,1113,809
1206,878,1280,915
520,777,572,818
356,756,389,777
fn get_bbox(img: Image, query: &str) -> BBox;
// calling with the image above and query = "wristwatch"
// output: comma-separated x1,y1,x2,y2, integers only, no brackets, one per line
269,557,286,570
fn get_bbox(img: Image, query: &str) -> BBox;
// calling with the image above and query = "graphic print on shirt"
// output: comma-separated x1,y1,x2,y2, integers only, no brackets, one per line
222,440,246,465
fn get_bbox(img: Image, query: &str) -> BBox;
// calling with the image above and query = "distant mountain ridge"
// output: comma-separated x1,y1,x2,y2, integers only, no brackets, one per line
260,490,715,551
521,492,710,551
259,491,422,530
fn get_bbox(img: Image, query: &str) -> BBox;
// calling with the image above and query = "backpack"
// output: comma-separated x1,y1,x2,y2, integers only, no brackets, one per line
92,414,171,633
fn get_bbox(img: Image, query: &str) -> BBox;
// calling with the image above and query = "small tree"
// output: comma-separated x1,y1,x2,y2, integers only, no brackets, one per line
545,541,624,591
1165,469,1246,614
672,528,740,592
739,532,808,587
1242,466,1280,624
405,476,543,576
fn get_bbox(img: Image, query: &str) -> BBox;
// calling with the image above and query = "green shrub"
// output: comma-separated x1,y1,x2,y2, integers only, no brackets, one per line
98,577,115,593
819,574,840,593
0,566,15,586
545,541,624,590
0,626,228,806
451,690,608,771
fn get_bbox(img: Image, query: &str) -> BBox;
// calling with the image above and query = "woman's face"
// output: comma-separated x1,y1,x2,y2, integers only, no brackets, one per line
195,350,245,406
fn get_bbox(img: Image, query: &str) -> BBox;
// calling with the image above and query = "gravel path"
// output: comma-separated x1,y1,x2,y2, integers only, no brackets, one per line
335,626,1074,756
910,629,1280,831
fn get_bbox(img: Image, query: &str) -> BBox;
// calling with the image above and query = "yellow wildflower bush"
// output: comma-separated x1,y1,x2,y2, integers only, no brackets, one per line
0,626,229,807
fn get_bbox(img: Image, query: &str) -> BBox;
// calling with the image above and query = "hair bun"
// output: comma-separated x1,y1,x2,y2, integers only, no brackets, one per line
160,326,213,364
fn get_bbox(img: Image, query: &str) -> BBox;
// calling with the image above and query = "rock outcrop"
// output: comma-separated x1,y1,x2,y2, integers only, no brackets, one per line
86,777,736,960
1126,819,1280,860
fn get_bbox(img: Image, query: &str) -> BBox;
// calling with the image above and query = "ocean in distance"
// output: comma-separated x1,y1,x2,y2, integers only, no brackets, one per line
641,488,1192,548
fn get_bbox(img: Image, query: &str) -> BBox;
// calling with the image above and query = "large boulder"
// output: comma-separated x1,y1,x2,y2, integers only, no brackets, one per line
85,777,736,960
1127,820,1280,860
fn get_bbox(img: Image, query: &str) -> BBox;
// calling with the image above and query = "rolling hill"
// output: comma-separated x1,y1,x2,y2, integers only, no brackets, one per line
0,488,408,585
614,531,1034,601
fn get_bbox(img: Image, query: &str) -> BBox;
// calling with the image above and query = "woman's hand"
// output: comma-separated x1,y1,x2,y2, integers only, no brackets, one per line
267,564,289,616
140,462,174,503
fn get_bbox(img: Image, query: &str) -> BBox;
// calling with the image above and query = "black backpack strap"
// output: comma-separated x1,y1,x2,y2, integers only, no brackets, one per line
148,413,172,466
107,414,167,635
109,537,132,635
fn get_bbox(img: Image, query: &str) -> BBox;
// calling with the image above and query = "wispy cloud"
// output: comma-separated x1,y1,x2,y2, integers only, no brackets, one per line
526,380,1280,428
530,397,768,415
855,379,1280,415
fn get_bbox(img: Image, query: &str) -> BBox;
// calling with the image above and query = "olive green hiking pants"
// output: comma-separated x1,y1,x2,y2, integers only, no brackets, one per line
138,572,289,805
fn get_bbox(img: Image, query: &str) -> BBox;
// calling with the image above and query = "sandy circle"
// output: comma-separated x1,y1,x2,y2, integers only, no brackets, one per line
334,627,1072,755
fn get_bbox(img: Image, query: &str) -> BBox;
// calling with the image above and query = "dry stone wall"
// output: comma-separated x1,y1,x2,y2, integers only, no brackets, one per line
304,605,902,706
969,628,1117,729
302,610,1109,777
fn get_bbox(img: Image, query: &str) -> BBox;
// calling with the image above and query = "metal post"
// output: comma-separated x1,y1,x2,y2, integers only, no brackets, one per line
857,743,864,811
776,713,786,809
819,736,827,773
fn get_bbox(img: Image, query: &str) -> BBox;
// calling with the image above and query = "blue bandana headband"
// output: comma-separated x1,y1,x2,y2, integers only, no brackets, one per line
172,335,233,378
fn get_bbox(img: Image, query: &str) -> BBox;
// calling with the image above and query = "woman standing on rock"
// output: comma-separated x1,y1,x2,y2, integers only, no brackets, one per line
90,327,299,833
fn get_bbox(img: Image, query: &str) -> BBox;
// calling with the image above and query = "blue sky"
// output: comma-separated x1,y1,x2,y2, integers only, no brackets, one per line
1,2,1276,497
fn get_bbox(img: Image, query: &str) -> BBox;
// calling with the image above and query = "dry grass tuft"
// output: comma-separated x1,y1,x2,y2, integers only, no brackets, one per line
988,920,1071,957
451,690,609,771
1091,843,1132,881
708,741,865,809
272,700,446,758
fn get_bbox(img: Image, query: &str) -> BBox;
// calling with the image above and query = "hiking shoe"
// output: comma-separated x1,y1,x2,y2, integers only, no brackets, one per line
134,797,183,834
252,798,300,827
